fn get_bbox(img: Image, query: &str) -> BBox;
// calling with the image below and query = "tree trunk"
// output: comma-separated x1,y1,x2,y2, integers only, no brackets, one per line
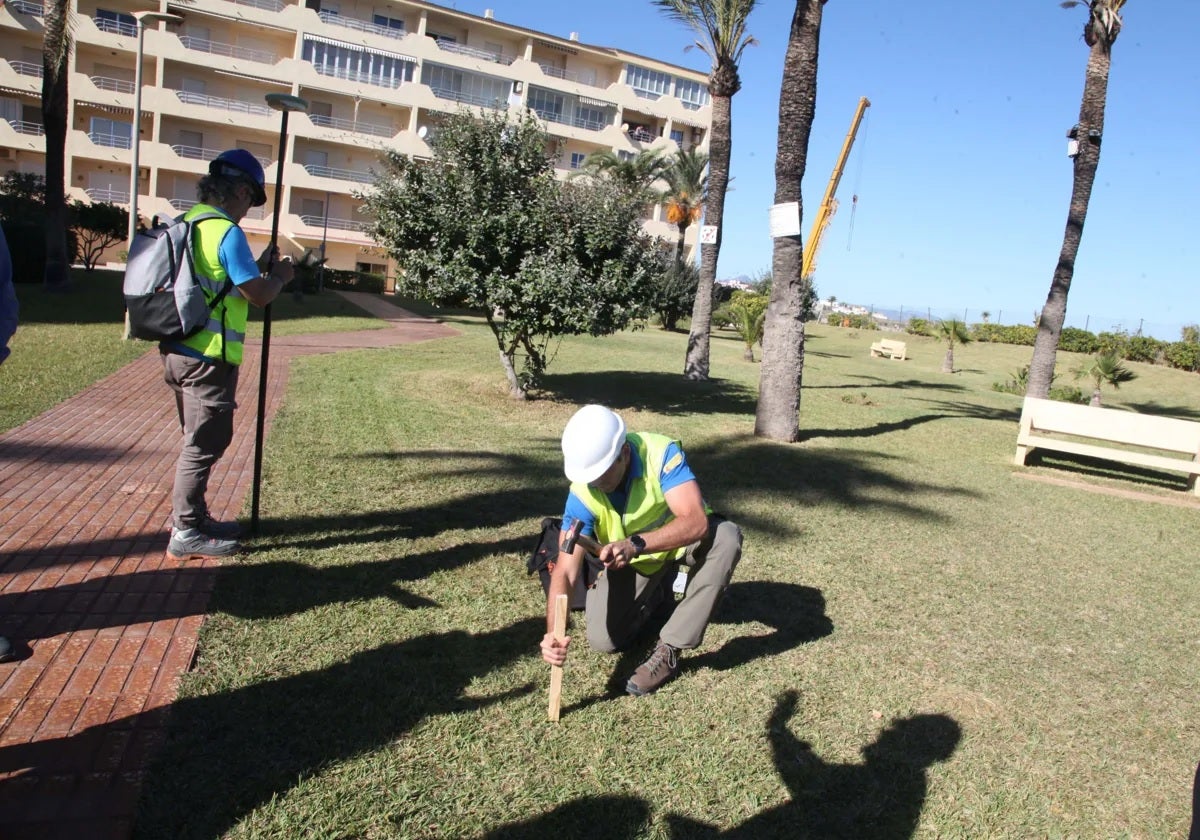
1090,388,1102,407
41,0,72,292
1028,39,1113,398
674,223,687,265
683,91,733,382
743,345,755,362
755,0,823,442
942,345,954,373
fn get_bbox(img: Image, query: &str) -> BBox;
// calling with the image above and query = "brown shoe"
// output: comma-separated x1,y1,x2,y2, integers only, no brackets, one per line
626,641,680,696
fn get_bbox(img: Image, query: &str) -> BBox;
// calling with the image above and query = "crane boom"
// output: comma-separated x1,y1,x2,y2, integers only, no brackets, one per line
801,96,871,280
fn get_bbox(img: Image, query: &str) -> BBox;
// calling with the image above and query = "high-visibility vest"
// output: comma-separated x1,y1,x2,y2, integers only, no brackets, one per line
570,432,705,575
178,204,249,365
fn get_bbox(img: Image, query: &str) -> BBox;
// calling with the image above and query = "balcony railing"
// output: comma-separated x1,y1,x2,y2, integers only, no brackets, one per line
308,113,394,138
8,120,45,136
174,90,271,117
234,0,284,12
303,164,375,184
93,16,137,38
89,131,132,149
429,87,505,110
535,63,602,88
170,144,273,169
85,187,130,203
178,36,276,65
9,61,44,78
300,214,368,232
8,0,44,16
169,198,196,211
90,75,135,94
317,11,405,40
434,38,514,66
309,64,407,90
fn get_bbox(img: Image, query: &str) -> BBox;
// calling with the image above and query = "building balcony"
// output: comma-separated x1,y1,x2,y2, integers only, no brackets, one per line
316,10,405,41
308,113,395,139
429,87,507,111
85,186,130,203
302,164,375,185
172,89,271,118
178,35,277,65
88,131,132,150
434,38,516,66
9,61,44,79
7,120,46,137
90,75,135,94
7,0,44,16
169,144,271,170
233,0,284,12
93,16,137,38
309,63,409,90
299,214,368,233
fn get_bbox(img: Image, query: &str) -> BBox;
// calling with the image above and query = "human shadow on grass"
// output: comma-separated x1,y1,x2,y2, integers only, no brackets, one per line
478,795,652,839
563,582,832,712
667,690,962,838
0,535,532,642
541,371,758,417
121,617,541,838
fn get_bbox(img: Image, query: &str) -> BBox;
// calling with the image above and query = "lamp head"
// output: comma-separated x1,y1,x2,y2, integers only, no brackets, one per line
266,93,310,113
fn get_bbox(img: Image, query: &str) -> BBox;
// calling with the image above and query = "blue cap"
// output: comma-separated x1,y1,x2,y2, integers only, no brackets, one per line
209,149,267,207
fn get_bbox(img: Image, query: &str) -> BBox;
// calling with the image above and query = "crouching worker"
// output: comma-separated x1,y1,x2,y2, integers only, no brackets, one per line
540,405,742,696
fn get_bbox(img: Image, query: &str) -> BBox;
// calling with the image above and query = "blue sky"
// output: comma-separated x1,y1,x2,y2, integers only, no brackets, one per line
450,1,1197,340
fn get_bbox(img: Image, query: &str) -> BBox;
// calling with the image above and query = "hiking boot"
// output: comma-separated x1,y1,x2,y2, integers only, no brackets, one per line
0,636,15,664
167,528,241,562
200,515,242,540
626,640,680,697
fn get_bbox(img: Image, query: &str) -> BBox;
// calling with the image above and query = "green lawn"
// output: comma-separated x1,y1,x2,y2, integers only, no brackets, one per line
0,271,383,433
122,312,1199,838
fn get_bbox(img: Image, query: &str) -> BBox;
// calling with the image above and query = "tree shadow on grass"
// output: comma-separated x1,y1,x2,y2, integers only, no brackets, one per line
1121,401,1200,422
1024,450,1195,494
668,690,962,839
798,399,1018,444
540,371,758,417
803,377,968,392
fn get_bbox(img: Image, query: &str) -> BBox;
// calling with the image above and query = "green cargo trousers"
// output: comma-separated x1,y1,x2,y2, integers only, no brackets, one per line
585,516,742,653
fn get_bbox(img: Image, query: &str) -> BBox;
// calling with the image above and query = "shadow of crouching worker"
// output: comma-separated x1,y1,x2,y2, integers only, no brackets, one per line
669,690,962,839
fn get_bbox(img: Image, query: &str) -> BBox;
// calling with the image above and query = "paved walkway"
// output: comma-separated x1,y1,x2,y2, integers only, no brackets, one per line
0,292,458,839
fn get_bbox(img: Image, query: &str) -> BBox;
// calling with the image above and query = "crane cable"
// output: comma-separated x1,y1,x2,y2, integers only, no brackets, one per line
846,106,870,251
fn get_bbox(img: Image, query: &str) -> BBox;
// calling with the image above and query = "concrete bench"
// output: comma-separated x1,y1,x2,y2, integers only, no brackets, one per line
869,338,907,360
1014,396,1200,496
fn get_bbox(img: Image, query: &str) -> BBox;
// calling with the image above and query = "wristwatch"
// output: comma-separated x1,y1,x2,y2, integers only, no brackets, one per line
629,534,646,557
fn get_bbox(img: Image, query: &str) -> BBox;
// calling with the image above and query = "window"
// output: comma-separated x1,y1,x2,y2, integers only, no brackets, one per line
569,152,586,170
574,104,608,131
625,64,669,99
302,37,415,88
527,88,564,121
95,8,136,36
670,128,684,147
89,116,132,149
373,14,404,32
617,150,634,162
303,149,328,168
235,140,272,162
308,100,333,119
674,77,709,110
301,197,325,218
177,129,203,151
422,64,509,107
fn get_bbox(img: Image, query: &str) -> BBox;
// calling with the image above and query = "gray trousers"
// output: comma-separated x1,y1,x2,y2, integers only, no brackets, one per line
586,517,742,652
161,352,239,531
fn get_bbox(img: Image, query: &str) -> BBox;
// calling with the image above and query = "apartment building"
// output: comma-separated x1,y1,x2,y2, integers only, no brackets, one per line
0,0,713,279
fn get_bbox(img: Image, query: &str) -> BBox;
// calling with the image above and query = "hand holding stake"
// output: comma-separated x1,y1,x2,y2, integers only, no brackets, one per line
547,593,568,722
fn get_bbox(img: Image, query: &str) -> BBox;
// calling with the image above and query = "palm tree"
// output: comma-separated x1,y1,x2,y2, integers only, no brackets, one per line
730,292,767,362
937,319,972,373
573,149,667,206
661,148,709,265
1027,0,1127,398
753,0,822,441
654,0,759,381
1074,351,1135,406
41,0,73,291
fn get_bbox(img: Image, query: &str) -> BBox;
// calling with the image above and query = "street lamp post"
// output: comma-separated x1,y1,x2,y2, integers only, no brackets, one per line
127,10,182,248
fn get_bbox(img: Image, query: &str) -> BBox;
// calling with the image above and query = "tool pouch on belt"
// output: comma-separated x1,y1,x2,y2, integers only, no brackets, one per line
526,517,603,610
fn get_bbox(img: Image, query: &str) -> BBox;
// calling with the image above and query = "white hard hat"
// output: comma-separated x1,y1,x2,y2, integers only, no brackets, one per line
561,405,626,484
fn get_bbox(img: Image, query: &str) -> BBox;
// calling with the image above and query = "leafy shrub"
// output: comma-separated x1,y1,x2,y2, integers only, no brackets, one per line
323,269,385,293
1163,341,1200,372
992,365,1085,403
1124,335,1164,364
1058,326,1099,354
906,317,933,337
1096,330,1130,358
827,312,878,330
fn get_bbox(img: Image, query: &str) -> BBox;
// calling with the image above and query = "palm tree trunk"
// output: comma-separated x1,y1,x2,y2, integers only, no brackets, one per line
674,223,687,265
1028,40,1112,398
942,345,954,373
41,0,72,292
755,0,822,442
683,93,732,381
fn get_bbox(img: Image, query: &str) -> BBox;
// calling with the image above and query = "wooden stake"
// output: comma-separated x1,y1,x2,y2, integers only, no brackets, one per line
547,593,568,722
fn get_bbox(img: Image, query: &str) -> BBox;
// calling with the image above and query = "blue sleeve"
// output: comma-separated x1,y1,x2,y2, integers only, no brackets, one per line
659,441,696,493
218,225,262,286
562,493,598,540
0,225,16,365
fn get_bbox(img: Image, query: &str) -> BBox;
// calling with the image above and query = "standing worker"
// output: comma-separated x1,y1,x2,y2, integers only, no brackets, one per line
0,223,19,662
539,405,743,696
162,149,292,561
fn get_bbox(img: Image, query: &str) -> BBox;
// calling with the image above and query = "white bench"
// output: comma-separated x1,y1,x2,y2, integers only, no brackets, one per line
1014,396,1200,496
869,338,907,360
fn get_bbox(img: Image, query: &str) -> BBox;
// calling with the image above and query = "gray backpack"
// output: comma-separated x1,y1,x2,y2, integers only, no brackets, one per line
123,211,232,342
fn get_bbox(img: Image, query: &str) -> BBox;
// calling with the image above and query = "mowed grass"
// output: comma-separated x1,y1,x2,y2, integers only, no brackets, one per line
0,272,383,434
126,309,1200,839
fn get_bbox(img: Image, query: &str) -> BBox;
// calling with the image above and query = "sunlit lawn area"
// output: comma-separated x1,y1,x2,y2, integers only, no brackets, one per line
99,303,1196,838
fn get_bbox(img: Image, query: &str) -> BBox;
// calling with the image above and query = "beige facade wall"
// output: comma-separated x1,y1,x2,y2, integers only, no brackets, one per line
0,0,712,278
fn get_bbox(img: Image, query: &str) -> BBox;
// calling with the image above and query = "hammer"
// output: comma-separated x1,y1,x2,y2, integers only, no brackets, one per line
559,520,603,557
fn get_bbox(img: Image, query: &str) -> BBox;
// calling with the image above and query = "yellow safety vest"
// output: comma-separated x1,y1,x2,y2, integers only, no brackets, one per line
178,204,249,365
570,432,705,575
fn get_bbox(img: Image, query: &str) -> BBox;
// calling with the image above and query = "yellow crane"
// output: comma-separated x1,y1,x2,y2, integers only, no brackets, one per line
802,96,871,280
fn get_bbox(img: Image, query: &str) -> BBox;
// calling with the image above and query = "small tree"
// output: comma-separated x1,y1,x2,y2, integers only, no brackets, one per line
937,318,972,373
69,200,128,271
729,290,768,362
1074,351,1135,406
363,110,663,399
652,261,699,331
